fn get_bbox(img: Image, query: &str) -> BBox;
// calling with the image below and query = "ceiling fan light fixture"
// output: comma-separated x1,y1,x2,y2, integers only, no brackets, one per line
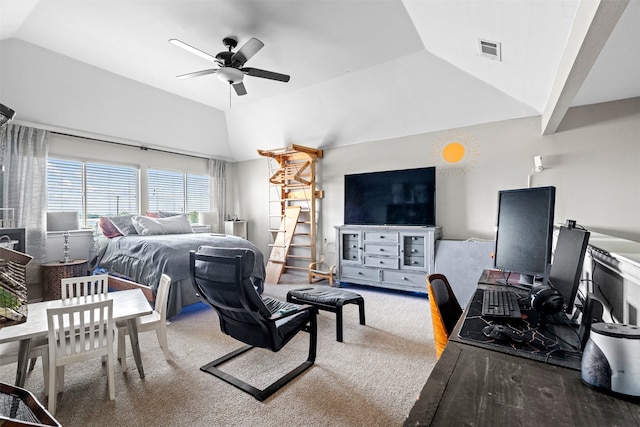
216,67,244,84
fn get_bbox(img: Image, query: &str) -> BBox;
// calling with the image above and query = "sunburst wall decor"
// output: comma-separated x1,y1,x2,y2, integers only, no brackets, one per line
429,129,480,175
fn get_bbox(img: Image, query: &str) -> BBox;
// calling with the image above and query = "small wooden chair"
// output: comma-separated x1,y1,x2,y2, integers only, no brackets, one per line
60,274,109,299
308,256,336,287
46,298,115,415
116,274,172,373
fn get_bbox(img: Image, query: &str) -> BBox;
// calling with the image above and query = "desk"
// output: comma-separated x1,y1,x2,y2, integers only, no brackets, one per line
404,276,640,426
404,339,640,426
0,289,152,387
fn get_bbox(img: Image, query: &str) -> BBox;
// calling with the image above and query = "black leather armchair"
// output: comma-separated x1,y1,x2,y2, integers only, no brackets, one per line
189,246,317,401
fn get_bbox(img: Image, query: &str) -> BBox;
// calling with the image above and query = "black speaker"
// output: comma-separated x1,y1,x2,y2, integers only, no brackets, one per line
529,283,564,315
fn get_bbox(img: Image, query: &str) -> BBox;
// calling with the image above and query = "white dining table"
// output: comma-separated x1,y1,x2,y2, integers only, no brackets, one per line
0,289,153,387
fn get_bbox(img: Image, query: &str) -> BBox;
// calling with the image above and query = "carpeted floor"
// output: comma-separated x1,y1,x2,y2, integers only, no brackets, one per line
1,277,437,426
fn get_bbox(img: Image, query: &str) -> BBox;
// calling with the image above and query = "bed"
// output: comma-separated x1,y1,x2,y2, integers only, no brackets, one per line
91,214,265,318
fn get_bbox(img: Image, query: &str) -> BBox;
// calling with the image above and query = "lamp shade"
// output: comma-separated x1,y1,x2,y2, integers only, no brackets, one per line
198,212,217,227
47,212,80,232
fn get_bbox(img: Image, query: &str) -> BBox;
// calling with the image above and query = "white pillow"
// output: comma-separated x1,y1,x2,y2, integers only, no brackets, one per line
131,214,193,236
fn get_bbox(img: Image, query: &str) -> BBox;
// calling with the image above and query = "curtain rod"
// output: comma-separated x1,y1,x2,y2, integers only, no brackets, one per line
51,130,212,161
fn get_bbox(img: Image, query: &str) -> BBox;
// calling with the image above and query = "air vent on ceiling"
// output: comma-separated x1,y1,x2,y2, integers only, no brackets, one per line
478,39,502,61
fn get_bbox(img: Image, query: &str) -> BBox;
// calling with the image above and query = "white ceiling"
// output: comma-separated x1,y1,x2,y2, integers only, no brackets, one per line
1,0,639,161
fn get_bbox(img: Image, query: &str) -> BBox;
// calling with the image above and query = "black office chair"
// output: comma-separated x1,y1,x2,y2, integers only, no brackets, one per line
189,246,317,401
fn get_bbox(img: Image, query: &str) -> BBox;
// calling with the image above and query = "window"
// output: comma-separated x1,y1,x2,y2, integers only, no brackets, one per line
85,162,138,221
148,169,210,222
47,158,83,213
47,158,139,227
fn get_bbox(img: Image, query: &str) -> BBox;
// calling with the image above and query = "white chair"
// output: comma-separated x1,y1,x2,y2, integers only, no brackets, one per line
0,338,50,390
60,273,110,365
116,274,172,373
60,274,109,299
46,298,115,416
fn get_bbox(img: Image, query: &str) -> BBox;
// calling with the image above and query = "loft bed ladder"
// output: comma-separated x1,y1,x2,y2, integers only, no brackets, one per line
258,144,324,284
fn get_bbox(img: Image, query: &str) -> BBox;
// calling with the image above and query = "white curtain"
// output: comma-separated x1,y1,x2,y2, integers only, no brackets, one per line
0,123,49,283
208,158,226,233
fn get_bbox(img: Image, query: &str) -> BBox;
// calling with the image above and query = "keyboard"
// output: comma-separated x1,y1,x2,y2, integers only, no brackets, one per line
482,289,522,319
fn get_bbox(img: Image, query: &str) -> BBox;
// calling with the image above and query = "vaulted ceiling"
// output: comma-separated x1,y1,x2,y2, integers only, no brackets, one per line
1,0,639,161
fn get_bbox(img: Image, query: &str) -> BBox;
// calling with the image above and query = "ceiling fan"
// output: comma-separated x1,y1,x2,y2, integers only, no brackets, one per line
169,36,290,96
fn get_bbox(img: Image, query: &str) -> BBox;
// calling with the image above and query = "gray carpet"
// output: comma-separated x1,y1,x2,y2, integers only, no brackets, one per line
1,278,437,426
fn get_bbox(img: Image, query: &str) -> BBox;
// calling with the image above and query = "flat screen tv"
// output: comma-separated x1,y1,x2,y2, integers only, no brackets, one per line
494,186,556,285
344,167,436,226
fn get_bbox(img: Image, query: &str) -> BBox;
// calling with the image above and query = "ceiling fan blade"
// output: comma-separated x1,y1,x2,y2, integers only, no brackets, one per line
242,67,290,82
231,37,264,67
176,69,217,79
233,82,247,96
169,39,217,62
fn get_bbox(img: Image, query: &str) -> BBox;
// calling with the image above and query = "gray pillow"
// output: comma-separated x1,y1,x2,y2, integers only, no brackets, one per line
108,215,138,236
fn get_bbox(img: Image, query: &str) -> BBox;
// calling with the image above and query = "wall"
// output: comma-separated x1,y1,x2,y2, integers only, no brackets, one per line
0,38,231,160
236,98,640,264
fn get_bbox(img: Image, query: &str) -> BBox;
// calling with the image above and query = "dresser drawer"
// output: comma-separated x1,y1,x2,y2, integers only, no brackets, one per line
403,255,426,268
342,233,360,245
364,244,399,256
341,266,379,281
364,256,399,269
364,231,398,243
404,239,425,256
383,270,427,289
342,249,360,262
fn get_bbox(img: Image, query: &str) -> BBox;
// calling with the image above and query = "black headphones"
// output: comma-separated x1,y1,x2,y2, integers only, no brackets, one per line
529,283,564,315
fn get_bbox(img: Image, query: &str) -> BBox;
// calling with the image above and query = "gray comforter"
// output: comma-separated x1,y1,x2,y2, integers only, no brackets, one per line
93,233,265,317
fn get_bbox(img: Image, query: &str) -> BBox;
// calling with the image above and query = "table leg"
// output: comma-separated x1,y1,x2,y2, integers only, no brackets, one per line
15,339,32,387
127,319,145,378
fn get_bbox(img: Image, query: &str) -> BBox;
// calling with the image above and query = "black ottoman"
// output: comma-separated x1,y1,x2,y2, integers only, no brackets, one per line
286,287,365,342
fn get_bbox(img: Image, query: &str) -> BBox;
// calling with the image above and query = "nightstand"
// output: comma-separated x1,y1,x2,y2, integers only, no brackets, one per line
224,220,248,239
41,259,88,301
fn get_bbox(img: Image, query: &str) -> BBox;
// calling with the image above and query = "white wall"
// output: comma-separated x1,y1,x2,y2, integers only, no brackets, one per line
0,38,232,160
236,98,640,261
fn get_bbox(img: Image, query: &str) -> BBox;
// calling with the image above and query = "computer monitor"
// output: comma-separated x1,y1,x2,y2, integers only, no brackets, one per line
548,225,590,313
494,186,556,285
